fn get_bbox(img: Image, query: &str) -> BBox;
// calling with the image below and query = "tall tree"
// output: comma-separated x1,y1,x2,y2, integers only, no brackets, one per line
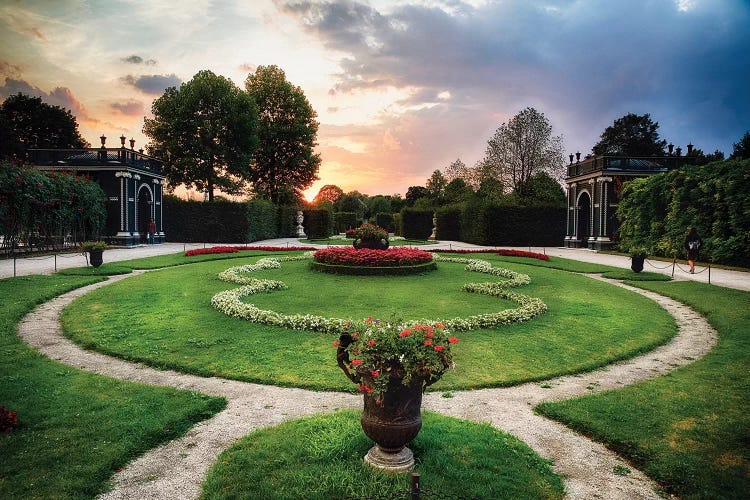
245,65,321,203
444,158,468,182
483,107,565,195
592,113,667,157
730,131,750,160
0,93,89,159
143,70,258,201
405,186,429,206
313,184,344,205
425,169,447,205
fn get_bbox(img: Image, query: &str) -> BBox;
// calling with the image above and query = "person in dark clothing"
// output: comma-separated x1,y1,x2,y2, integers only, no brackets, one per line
684,227,701,274
147,218,156,244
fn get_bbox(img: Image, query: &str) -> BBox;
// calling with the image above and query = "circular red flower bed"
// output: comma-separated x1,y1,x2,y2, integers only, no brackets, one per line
311,247,436,275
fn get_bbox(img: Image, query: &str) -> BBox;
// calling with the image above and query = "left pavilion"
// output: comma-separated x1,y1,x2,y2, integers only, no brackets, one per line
28,134,166,246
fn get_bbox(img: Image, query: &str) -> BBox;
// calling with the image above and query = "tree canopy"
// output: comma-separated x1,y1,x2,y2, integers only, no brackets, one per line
0,93,89,159
245,65,321,204
483,107,565,194
143,70,258,201
730,131,750,160
312,184,344,206
592,113,667,157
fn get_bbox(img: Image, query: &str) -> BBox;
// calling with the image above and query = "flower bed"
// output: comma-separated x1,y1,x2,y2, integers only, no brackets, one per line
431,248,550,261
314,247,433,266
212,255,546,332
185,246,240,256
312,247,436,275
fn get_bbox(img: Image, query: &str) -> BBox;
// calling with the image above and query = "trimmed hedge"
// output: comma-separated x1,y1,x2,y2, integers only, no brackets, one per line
435,207,462,241
401,208,434,240
375,212,395,233
303,209,331,239
481,206,565,246
164,196,249,243
310,260,437,276
246,199,278,242
334,212,357,233
277,205,298,238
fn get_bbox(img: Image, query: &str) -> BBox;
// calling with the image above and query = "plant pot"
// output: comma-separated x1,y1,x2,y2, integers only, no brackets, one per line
360,370,423,474
631,255,645,273
89,248,104,268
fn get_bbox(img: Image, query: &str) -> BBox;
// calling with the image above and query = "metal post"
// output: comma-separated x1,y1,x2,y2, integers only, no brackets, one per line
708,262,711,284
672,258,676,278
54,254,57,272
411,472,420,500
13,255,16,277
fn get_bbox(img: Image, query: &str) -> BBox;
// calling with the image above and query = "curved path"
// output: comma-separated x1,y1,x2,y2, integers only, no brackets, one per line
18,273,717,499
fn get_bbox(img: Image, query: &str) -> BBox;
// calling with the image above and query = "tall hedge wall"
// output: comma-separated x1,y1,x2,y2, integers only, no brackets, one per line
334,212,357,233
617,159,750,266
435,207,462,241
303,209,331,239
376,213,395,233
246,199,278,242
401,209,433,240
480,206,565,246
163,196,250,243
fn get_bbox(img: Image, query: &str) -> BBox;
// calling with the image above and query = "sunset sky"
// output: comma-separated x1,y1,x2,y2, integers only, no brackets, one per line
2,0,748,200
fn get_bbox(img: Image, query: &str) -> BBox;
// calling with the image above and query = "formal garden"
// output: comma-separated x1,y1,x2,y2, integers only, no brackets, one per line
1,244,747,499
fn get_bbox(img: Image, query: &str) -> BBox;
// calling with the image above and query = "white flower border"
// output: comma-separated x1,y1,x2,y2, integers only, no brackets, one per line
211,253,546,334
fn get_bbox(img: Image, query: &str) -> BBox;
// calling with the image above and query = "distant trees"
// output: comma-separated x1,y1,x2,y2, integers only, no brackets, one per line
483,107,565,193
730,131,750,160
245,65,321,203
0,93,89,160
143,70,258,201
312,184,344,206
592,113,667,157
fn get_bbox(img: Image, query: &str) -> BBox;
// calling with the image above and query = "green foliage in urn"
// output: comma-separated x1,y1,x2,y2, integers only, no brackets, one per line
80,241,108,253
336,318,459,402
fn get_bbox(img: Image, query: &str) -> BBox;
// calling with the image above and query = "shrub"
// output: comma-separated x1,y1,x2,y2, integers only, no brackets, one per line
302,210,331,239
375,212,395,233
246,199,278,242
185,246,240,256
435,207,462,241
164,196,249,243
277,205,299,237
334,212,357,233
401,208,433,240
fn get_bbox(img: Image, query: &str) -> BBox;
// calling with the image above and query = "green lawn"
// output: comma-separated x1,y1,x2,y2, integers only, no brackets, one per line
537,281,750,499
61,253,676,392
0,275,226,499
201,409,564,499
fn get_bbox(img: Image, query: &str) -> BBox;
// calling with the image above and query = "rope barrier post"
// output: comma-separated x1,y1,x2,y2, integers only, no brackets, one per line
411,472,420,500
672,258,675,278
708,262,711,285
54,253,57,272
13,255,16,277
183,243,186,253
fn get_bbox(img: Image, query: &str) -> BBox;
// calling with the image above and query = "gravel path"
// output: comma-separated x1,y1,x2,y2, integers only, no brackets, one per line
17,273,717,499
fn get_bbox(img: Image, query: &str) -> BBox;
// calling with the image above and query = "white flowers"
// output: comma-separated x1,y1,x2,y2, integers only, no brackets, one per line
210,253,547,334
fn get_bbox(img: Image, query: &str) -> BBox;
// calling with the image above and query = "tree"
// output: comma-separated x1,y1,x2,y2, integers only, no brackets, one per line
687,148,725,166
143,70,258,201
245,65,321,203
483,107,565,194
405,186,429,206
444,158,469,183
366,195,392,217
514,172,566,207
592,113,667,157
730,131,750,160
335,191,367,220
0,93,89,159
425,170,447,205
313,184,344,205
444,178,474,205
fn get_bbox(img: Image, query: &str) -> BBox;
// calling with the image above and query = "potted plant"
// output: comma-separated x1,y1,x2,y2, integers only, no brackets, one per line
81,240,108,268
629,247,647,273
336,317,459,473
352,223,389,250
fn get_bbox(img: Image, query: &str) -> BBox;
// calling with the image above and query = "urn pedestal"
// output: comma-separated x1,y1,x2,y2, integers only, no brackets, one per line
360,373,423,473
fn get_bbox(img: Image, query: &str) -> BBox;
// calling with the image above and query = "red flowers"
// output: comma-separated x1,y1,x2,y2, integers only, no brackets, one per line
313,247,434,267
332,340,339,347
367,339,376,346
399,329,412,337
431,248,550,261
370,370,379,377
448,336,459,344
434,345,445,352
351,359,363,366
0,406,19,433
185,245,316,257
357,384,372,394
424,339,432,347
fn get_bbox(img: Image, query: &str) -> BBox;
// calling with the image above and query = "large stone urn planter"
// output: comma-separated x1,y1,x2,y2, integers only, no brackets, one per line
631,254,646,273
89,248,104,268
337,336,423,473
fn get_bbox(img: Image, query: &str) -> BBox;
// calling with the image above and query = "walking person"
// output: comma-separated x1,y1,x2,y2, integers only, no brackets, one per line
684,227,701,274
147,218,156,244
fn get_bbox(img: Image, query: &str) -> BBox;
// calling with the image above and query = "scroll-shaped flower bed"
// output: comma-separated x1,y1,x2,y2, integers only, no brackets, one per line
311,247,437,275
211,253,547,333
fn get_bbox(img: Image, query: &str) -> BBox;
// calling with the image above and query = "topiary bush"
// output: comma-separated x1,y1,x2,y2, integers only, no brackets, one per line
334,212,357,233
246,199,278,242
435,207,462,241
401,208,433,240
303,209,331,239
375,212,395,233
